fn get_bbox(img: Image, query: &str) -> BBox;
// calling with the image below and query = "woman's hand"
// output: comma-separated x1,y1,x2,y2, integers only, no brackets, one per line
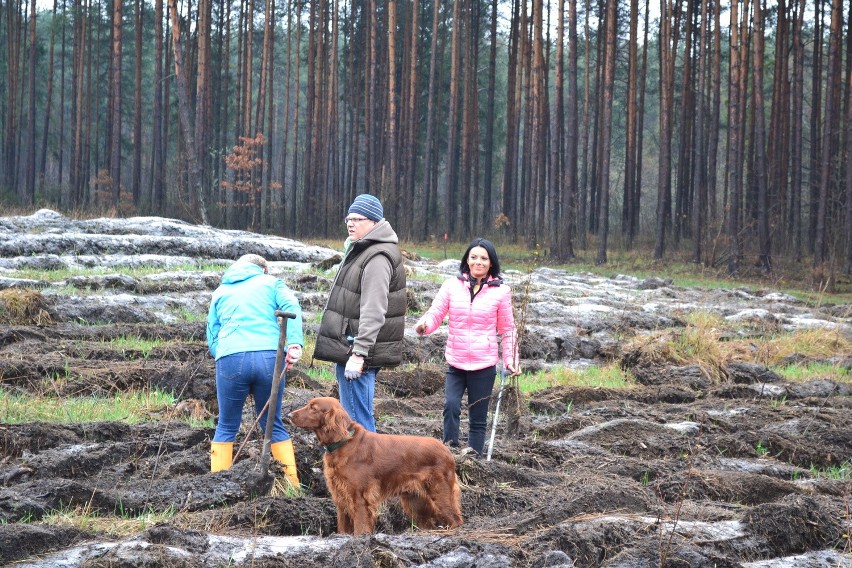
414,323,427,335
505,362,521,376
285,345,302,369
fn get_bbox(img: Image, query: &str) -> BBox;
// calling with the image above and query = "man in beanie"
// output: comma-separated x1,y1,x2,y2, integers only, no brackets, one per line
313,194,406,431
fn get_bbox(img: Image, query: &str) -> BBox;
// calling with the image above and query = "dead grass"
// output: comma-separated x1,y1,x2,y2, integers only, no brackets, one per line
743,328,850,366
624,327,728,382
623,324,850,384
0,288,53,325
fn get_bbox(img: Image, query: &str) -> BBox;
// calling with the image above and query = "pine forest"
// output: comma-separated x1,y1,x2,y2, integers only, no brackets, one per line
1,0,851,276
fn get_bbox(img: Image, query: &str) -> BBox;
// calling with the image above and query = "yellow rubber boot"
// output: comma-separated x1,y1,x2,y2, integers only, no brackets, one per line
270,440,300,488
210,442,233,472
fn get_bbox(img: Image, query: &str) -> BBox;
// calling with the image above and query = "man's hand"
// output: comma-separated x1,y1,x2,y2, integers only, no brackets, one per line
344,354,364,380
285,345,302,369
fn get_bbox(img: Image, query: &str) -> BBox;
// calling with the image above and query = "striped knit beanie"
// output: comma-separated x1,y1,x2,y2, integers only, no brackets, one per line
348,194,384,222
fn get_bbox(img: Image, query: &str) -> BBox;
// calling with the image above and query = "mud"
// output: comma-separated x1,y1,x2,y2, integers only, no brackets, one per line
1,322,850,566
0,211,850,567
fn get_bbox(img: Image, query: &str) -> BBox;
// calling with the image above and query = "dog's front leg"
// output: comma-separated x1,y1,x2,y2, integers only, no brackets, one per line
337,508,354,534
351,495,377,534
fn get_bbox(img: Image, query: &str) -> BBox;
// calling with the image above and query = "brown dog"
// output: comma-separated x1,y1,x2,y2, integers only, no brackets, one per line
289,397,463,534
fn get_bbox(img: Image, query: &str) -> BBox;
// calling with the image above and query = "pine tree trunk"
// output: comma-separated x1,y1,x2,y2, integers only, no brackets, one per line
386,0,399,221
654,0,678,260
132,0,142,206
502,0,520,241
442,0,462,236
552,0,565,256
789,0,805,260
3,0,22,193
752,0,771,272
149,0,164,213
632,0,650,246
845,8,852,274
691,0,709,264
726,0,744,274
807,0,823,254
674,0,694,248
110,0,122,207
595,0,617,265
196,0,212,217
39,0,59,195
482,0,497,232
24,0,37,205
418,0,440,241
622,0,638,247
402,0,419,240
813,0,843,268
558,0,577,261
168,0,208,224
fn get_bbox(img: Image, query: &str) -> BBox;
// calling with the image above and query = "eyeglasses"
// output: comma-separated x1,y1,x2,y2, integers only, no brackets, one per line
344,216,370,224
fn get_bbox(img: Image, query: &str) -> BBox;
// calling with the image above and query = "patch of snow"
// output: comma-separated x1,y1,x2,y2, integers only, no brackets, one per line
748,383,787,398
206,533,347,563
725,309,776,323
741,550,852,567
16,533,351,567
665,421,701,435
706,407,752,417
715,458,805,478
762,292,801,303
569,514,746,543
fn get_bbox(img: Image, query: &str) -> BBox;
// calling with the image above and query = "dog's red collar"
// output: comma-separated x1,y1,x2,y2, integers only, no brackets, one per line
324,429,355,453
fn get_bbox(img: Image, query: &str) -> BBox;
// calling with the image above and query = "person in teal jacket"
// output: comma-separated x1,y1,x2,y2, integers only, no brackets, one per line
206,254,304,485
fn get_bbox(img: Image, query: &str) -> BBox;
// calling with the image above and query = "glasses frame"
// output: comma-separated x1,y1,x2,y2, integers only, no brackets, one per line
344,216,371,224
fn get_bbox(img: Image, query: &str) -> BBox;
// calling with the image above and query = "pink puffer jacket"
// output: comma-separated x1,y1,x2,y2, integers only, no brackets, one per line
415,274,517,371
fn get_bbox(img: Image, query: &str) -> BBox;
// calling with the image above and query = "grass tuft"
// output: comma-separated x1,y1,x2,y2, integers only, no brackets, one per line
0,288,53,325
747,328,850,366
774,361,851,384
102,335,165,359
39,504,178,536
519,364,634,393
1,388,177,424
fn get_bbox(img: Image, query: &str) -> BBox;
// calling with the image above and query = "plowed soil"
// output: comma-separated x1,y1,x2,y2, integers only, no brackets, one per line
0,209,850,566
1,322,850,567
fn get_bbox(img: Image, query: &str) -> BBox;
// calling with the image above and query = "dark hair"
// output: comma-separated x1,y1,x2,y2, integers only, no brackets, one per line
460,238,501,278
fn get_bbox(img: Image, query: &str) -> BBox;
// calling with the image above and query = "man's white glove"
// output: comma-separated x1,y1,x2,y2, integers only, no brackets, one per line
285,345,302,366
344,354,365,380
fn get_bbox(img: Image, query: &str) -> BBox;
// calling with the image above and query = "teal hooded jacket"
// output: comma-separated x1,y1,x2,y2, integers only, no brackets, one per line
206,261,303,360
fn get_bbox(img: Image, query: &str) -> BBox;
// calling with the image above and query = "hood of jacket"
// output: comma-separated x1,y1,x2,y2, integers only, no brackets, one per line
221,261,264,284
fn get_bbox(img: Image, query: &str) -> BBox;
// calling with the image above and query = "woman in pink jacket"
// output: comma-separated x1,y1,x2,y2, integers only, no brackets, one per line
415,238,520,456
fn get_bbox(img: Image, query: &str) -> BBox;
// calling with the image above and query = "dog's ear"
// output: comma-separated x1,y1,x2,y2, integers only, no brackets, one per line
328,401,353,437
317,400,353,443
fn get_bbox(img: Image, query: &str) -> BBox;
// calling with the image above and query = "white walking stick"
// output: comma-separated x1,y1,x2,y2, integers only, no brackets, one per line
486,364,508,461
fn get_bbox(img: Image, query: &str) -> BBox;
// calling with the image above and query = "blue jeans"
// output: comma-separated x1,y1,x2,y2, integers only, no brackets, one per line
335,364,378,432
213,350,290,443
444,365,497,455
